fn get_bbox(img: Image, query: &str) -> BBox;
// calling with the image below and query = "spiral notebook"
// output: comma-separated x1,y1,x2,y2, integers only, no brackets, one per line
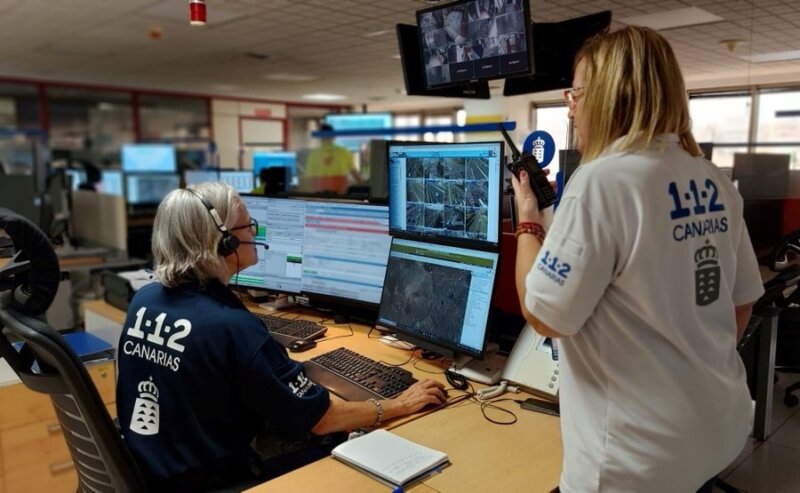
331,429,449,488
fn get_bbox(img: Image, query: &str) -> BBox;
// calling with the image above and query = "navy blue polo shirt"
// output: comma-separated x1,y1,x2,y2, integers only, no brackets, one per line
116,279,330,486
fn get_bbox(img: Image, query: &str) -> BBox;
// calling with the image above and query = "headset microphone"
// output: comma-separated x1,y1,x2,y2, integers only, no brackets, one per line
240,240,269,250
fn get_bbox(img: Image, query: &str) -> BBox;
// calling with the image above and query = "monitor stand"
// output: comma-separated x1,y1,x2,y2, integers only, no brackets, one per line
450,343,506,385
258,294,296,311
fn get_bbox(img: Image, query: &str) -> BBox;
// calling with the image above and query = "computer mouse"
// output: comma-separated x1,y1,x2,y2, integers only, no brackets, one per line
287,339,317,353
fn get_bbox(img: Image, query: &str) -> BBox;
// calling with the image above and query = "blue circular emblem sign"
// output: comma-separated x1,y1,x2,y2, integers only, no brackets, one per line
522,130,556,168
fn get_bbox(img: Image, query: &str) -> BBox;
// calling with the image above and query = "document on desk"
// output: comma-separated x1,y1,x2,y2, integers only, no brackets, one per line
331,429,449,488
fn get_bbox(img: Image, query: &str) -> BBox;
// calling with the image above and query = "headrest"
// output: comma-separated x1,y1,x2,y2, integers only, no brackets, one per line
0,208,60,316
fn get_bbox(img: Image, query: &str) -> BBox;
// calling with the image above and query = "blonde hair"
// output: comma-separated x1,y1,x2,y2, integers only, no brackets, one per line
575,26,702,163
152,182,242,288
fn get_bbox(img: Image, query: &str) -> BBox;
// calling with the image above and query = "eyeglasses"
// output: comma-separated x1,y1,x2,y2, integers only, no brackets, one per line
563,86,585,107
230,218,258,236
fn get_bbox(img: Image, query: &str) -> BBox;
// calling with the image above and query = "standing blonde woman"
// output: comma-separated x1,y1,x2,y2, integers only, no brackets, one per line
512,27,763,492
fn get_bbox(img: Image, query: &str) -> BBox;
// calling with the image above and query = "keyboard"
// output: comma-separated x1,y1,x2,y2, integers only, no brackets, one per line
303,347,417,401
254,313,327,342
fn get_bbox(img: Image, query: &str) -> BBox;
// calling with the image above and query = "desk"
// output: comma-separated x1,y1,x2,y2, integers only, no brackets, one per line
83,300,563,492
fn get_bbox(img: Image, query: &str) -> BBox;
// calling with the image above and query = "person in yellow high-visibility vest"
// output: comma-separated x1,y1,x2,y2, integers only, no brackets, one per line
301,124,362,194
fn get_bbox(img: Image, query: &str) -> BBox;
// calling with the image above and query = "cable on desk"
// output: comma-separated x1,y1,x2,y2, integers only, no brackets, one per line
379,351,416,368
315,323,355,343
412,358,448,375
474,396,518,425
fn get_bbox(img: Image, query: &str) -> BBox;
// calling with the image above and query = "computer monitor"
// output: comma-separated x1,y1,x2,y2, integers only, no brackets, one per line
234,195,306,293
98,170,124,196
253,152,297,186
65,169,87,191
503,11,612,96
125,174,180,205
301,201,391,307
376,238,499,359
184,169,220,186
219,171,254,193
323,113,393,152
388,141,503,250
417,0,533,89
396,23,490,99
121,144,177,173
733,153,791,200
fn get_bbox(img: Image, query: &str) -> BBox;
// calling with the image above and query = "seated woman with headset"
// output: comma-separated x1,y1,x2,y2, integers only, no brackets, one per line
116,182,446,492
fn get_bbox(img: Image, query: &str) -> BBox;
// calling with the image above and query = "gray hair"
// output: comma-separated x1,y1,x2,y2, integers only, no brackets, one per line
152,182,242,288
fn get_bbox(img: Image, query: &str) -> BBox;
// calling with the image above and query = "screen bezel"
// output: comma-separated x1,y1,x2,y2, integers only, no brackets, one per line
387,140,504,253
416,0,533,90
376,237,500,359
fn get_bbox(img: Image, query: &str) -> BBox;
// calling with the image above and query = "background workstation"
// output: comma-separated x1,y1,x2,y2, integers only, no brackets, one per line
0,0,800,492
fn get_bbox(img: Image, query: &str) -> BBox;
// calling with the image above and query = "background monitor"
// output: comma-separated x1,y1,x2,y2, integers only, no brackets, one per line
388,141,503,250
503,11,611,96
253,152,297,186
396,23,490,99
65,169,87,191
733,153,791,200
376,237,499,359
234,195,305,293
219,170,254,193
184,169,220,186
122,143,177,173
417,0,532,90
99,170,124,196
125,173,179,205
323,113,393,152
301,201,391,307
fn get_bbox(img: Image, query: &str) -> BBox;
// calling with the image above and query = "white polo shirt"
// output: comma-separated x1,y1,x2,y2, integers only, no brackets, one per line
525,135,764,493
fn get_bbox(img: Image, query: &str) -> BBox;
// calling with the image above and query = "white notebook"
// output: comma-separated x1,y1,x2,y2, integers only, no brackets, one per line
331,429,449,488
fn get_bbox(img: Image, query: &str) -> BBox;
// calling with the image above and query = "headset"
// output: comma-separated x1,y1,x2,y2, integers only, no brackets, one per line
184,188,240,257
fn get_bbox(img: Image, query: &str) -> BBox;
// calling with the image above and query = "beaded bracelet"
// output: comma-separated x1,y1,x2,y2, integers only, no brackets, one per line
368,398,384,427
515,222,546,244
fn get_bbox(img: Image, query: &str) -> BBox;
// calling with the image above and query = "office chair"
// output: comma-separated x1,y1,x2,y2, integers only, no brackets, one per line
0,207,148,492
769,229,800,407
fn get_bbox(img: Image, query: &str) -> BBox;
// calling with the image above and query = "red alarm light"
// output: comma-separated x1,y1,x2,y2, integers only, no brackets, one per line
189,0,206,26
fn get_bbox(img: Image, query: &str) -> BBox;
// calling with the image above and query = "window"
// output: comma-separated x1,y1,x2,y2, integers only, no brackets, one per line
689,93,752,168
423,114,454,143
533,105,570,176
756,89,800,170
139,95,210,141
0,82,40,132
394,114,421,141
47,87,133,164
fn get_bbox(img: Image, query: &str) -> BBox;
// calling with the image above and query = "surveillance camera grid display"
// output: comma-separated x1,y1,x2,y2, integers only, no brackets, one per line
389,142,500,248
403,155,490,241
418,0,529,88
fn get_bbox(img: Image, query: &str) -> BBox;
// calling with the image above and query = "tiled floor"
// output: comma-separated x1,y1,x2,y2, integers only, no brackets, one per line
719,373,800,493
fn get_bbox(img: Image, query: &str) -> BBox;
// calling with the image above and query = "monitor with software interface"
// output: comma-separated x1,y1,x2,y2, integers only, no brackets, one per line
219,171,254,193
233,195,305,293
301,201,391,307
125,174,180,205
417,0,532,89
388,141,503,251
184,169,220,186
323,113,393,152
396,23,490,99
99,170,124,196
376,237,499,359
122,144,177,173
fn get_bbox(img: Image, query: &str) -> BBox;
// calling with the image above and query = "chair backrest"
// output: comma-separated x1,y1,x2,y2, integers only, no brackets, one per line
0,295,147,493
